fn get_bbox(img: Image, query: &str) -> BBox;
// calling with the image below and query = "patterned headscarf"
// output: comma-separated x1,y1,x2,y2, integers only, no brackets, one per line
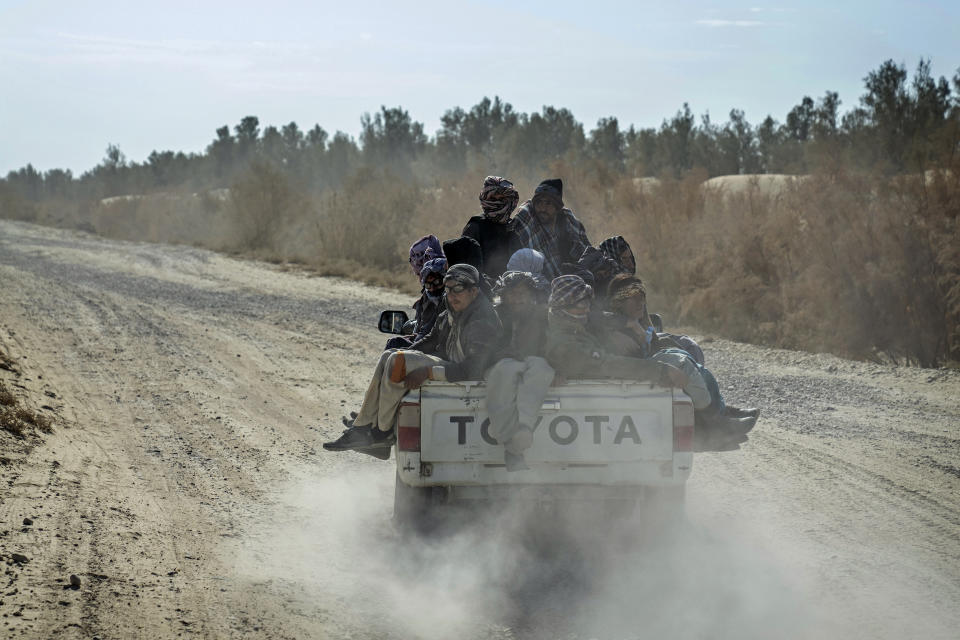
609,281,646,311
478,176,520,223
419,257,448,286
599,235,636,275
495,270,547,295
548,274,593,309
409,235,444,277
506,248,545,275
443,263,481,288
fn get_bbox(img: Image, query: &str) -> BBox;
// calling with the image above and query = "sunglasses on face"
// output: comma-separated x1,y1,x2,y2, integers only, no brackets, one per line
444,283,472,294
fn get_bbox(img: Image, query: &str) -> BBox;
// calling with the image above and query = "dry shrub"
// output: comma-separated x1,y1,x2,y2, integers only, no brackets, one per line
15,406,36,425
91,189,235,250
310,168,421,271
0,383,55,436
229,162,305,252
0,407,25,437
608,164,960,366
34,413,53,433
0,182,37,221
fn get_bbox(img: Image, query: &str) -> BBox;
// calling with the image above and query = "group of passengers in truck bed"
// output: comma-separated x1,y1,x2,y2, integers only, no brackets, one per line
323,176,759,469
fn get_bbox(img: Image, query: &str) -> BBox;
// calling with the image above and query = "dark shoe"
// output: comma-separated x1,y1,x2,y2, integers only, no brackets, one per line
505,451,530,472
725,406,760,420
368,427,396,449
713,414,756,436
355,446,392,460
712,436,745,452
323,425,375,451
694,429,748,452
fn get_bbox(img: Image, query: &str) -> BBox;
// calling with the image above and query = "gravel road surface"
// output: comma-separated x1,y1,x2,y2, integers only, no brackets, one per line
1,219,958,639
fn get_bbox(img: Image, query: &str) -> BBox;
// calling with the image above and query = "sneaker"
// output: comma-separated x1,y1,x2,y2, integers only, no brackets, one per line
355,446,392,460
709,414,756,436
368,427,397,449
694,428,748,452
505,450,530,472
323,425,375,451
725,406,760,420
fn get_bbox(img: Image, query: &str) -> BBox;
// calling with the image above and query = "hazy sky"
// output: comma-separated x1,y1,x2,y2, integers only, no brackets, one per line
1,0,957,175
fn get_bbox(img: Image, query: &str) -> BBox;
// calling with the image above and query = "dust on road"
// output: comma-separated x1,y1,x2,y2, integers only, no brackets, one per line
1,219,958,639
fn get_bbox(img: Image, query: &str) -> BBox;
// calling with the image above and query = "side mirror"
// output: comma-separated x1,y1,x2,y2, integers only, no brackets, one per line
650,313,664,333
378,310,410,334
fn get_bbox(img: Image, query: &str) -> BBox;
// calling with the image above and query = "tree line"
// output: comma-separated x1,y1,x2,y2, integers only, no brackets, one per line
3,58,959,206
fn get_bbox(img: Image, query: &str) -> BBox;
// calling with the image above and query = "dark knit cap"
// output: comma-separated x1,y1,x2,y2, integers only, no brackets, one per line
442,236,484,274
533,178,563,203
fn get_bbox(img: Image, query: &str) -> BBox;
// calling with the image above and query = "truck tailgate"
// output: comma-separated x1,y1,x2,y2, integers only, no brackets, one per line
420,381,675,464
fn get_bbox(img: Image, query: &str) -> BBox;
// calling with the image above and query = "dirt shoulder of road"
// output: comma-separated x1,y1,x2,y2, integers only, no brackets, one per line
0,332,61,466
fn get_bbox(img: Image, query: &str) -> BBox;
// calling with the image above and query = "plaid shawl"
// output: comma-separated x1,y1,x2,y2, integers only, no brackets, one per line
513,202,592,280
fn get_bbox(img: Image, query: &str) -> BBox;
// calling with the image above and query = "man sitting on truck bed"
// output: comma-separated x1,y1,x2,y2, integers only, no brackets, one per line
603,274,759,446
323,264,501,452
546,274,755,451
513,178,592,280
544,274,689,389
486,270,555,471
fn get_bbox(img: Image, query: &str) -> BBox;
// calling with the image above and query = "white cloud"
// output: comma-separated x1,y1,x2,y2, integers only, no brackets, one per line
746,7,797,13
696,19,765,28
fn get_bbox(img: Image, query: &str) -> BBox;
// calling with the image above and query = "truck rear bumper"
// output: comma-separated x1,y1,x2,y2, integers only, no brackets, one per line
397,451,693,489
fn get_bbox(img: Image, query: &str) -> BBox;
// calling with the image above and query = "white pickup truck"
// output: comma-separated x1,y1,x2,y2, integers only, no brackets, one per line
380,310,696,528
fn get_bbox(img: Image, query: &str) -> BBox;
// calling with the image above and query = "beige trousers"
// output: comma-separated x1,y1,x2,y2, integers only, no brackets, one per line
355,350,448,432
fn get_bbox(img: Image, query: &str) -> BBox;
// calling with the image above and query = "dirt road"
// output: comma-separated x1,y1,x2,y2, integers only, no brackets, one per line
1,219,958,639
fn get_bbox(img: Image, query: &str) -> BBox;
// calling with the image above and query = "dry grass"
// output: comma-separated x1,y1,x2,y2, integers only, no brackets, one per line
0,382,55,438
601,165,960,366
14,159,959,366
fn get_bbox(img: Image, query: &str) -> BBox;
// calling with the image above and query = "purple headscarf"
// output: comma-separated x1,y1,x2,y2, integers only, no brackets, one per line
409,234,444,277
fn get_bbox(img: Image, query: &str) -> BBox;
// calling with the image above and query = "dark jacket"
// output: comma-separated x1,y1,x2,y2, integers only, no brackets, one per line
545,310,667,382
410,292,501,382
412,291,444,341
493,302,548,361
461,216,520,281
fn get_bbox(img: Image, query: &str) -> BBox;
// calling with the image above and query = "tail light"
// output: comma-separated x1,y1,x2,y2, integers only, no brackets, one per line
397,401,421,451
673,397,694,452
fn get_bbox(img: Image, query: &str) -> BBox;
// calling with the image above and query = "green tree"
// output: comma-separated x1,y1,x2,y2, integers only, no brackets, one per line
360,106,426,170
588,117,625,171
